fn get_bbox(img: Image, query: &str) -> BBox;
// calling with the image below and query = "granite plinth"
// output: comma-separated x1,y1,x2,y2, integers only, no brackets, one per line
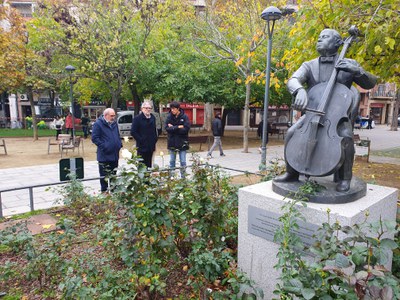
238,181,398,299
272,176,367,204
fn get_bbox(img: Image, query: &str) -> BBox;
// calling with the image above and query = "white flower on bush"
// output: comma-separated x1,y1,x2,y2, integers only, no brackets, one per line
121,148,132,160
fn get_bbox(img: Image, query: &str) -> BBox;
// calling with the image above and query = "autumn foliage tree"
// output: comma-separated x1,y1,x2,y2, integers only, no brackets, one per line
190,0,290,152
282,0,399,130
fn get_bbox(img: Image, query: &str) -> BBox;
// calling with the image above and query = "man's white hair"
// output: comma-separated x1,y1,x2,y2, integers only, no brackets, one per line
141,101,152,108
103,108,115,116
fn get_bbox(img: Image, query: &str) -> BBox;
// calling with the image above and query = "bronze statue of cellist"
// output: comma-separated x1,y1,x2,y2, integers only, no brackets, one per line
275,28,377,192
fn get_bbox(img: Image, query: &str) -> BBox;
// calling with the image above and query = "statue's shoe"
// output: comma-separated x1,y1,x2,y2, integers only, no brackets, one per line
336,180,351,192
274,172,299,182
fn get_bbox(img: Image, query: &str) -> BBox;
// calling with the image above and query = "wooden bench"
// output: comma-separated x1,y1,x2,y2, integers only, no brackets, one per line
60,136,84,158
48,138,60,154
271,123,289,139
188,135,211,151
0,139,7,155
190,124,203,133
48,134,71,154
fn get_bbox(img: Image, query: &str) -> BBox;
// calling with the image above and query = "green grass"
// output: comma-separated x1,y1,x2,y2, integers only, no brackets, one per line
1,209,50,222
371,147,400,158
0,128,55,138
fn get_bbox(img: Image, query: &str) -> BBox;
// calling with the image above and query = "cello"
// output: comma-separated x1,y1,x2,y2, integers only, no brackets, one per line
285,26,359,177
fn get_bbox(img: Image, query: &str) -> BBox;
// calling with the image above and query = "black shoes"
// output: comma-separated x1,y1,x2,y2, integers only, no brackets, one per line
336,180,351,192
274,172,299,182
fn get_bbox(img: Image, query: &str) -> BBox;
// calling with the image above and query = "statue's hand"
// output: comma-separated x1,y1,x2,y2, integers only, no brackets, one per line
293,88,308,111
336,59,362,75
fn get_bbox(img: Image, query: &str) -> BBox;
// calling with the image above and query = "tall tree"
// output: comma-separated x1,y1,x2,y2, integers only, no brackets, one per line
190,0,289,152
0,7,26,92
0,5,43,139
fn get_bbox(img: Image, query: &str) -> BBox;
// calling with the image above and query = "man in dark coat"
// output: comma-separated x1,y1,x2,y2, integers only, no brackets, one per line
131,101,158,168
91,108,122,192
207,113,225,158
274,28,377,192
165,101,190,178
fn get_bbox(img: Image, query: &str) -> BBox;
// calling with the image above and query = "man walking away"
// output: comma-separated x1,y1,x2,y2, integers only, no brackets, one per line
207,113,225,158
81,113,90,139
131,101,158,168
91,108,122,193
165,101,190,178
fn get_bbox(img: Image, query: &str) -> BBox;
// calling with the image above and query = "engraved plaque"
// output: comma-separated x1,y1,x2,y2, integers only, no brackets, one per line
248,205,319,247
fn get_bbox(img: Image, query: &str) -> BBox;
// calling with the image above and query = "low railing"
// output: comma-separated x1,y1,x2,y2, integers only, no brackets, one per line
0,165,263,219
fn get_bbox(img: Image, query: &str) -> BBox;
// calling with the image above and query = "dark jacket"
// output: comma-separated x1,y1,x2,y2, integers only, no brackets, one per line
211,116,222,136
165,109,190,150
131,112,158,153
91,116,122,162
257,121,268,143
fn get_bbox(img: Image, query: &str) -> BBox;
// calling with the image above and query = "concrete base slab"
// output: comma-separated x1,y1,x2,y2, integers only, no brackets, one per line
238,181,398,299
272,176,367,204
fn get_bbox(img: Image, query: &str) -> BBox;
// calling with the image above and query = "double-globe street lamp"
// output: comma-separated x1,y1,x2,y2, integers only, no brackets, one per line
65,65,76,142
260,6,282,170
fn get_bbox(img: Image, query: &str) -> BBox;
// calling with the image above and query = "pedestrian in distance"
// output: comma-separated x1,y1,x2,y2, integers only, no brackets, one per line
131,101,158,168
165,101,190,178
367,114,373,129
257,120,268,153
91,108,122,193
207,113,225,158
53,115,64,140
65,112,74,136
81,113,90,138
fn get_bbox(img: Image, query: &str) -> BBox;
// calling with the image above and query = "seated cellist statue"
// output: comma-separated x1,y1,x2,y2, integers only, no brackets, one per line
274,28,377,192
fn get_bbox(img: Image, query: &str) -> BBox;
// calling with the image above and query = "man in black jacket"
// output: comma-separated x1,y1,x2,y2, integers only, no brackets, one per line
207,113,225,158
165,101,190,178
131,101,158,168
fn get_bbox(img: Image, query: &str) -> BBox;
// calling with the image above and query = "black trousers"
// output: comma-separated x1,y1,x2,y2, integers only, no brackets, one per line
99,161,119,192
137,151,154,168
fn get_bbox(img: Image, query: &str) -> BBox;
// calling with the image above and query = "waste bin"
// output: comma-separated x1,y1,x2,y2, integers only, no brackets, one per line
354,138,370,162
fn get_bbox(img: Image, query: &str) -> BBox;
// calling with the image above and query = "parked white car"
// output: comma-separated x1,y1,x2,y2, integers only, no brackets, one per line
117,111,135,137
117,111,162,137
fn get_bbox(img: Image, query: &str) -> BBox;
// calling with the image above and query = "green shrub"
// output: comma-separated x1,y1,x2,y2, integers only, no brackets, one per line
110,152,261,298
36,120,48,129
274,182,400,300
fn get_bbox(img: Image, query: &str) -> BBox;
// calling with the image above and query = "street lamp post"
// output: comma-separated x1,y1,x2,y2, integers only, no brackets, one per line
65,65,76,142
260,6,282,170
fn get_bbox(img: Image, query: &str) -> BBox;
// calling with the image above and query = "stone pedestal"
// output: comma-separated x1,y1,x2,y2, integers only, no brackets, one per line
238,181,398,299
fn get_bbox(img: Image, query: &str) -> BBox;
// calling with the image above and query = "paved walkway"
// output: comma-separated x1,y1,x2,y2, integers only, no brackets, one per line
0,125,399,217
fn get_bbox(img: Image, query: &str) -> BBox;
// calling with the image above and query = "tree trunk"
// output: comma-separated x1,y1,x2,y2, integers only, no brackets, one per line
221,109,229,136
390,89,399,131
204,102,213,132
27,87,38,141
129,83,142,115
110,90,119,111
242,81,251,153
49,90,55,108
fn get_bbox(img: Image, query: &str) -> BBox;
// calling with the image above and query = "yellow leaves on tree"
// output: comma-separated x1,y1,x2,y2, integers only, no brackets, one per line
235,57,244,67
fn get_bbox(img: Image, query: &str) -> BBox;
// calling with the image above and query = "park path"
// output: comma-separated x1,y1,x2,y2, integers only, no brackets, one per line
0,125,399,217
